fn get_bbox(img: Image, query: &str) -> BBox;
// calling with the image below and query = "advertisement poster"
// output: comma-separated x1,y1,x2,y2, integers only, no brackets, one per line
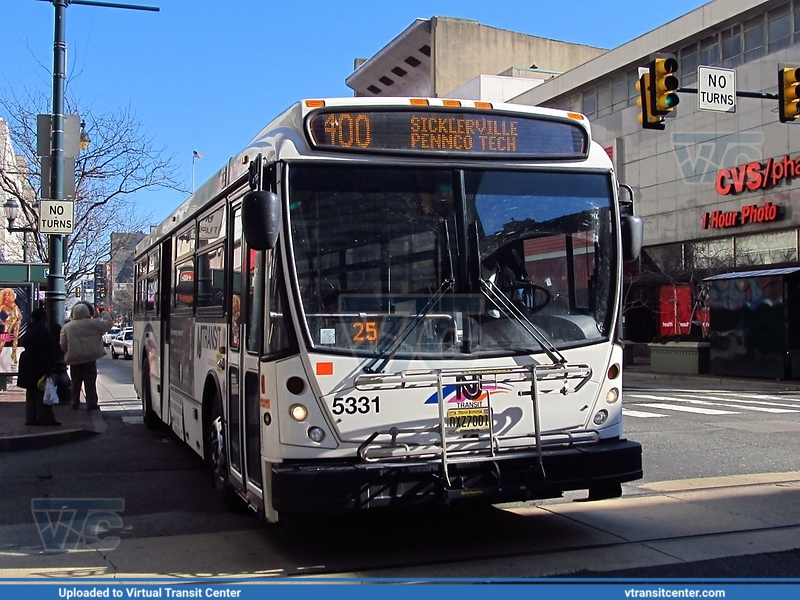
0,283,33,374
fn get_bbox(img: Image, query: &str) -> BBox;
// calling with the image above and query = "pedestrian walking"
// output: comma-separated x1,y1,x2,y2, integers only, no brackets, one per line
17,308,60,426
60,302,113,410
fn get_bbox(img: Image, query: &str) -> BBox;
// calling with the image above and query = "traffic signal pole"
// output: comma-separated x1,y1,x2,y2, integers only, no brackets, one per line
48,0,67,329
43,0,159,329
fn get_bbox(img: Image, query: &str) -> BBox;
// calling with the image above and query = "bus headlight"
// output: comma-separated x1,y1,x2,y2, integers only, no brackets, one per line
307,427,325,443
605,388,620,404
290,404,308,421
593,410,609,425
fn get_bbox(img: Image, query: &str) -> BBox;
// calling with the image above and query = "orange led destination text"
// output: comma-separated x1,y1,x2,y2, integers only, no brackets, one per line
410,116,519,152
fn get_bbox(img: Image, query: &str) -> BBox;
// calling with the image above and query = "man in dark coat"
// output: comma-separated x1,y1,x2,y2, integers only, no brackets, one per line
17,308,60,426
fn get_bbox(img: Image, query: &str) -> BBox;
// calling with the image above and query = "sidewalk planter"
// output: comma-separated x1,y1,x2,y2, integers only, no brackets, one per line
648,342,710,375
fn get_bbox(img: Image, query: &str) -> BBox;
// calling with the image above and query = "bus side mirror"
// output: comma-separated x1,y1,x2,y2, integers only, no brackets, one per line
621,215,643,262
242,191,282,250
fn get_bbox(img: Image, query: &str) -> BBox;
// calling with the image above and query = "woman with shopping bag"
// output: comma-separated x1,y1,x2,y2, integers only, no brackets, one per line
17,308,61,426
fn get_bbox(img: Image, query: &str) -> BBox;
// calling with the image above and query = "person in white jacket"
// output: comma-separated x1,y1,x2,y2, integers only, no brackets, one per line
60,302,113,410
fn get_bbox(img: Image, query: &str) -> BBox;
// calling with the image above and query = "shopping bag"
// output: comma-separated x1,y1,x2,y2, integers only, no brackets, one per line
43,377,59,406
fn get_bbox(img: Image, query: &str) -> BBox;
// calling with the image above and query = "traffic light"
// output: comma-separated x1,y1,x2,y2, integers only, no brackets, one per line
637,73,664,130
778,64,800,123
75,286,81,298
649,54,680,116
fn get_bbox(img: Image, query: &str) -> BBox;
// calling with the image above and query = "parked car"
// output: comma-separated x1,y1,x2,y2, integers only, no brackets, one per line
110,329,133,360
103,326,120,347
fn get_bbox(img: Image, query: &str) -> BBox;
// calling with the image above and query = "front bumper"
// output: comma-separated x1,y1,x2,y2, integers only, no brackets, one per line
271,438,642,512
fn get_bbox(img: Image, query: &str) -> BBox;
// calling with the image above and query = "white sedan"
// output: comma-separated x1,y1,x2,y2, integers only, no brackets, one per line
110,329,133,360
103,326,120,346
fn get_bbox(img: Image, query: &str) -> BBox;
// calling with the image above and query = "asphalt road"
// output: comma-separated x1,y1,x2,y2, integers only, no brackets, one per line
2,359,800,579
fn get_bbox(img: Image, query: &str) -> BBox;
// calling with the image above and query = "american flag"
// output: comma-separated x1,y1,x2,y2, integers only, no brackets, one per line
193,150,203,160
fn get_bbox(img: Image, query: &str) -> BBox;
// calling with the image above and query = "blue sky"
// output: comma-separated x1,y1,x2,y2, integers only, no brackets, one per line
1,0,708,226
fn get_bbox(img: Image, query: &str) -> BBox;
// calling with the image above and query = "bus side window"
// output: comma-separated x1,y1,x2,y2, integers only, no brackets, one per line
175,259,195,309
146,276,158,313
197,246,224,309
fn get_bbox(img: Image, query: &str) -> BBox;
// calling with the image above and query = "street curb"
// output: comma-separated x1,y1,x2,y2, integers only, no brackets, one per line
0,428,99,452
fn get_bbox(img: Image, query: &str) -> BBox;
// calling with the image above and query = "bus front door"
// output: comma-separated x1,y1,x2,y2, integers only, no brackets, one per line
226,220,264,507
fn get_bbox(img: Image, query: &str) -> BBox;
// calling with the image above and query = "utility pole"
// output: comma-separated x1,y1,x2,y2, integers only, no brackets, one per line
44,0,159,328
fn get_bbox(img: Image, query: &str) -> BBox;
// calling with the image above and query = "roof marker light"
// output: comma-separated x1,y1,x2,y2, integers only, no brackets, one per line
410,99,429,106
567,112,585,121
442,99,461,107
474,102,493,109
305,100,326,108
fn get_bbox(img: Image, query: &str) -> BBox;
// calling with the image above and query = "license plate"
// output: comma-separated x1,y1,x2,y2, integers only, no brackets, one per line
446,408,491,433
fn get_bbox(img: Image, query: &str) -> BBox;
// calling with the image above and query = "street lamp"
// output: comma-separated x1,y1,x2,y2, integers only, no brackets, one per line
3,198,36,263
79,120,90,151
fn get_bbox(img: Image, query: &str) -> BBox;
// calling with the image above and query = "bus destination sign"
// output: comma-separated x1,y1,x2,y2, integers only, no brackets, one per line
307,110,587,159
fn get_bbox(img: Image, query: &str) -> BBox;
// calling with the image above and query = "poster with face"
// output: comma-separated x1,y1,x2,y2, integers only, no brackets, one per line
0,284,33,375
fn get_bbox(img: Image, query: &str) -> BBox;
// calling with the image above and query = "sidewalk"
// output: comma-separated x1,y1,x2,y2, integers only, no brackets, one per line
0,381,104,452
623,359,800,391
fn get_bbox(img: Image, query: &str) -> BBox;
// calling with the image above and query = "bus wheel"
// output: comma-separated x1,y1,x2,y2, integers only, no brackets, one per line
142,362,160,431
207,395,244,511
588,483,622,501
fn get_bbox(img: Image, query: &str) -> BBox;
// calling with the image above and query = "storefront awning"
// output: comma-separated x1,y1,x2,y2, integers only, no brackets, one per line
703,266,800,281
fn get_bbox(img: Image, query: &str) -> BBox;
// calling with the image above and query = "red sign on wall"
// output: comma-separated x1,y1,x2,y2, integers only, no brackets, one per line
715,154,800,195
659,284,692,337
701,202,780,229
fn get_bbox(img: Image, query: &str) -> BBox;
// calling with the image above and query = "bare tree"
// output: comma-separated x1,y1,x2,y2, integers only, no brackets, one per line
0,85,186,293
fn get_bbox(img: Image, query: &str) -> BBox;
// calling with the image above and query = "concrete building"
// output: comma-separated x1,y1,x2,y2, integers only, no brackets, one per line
351,1,800,351
346,17,606,101
109,231,145,323
0,118,37,262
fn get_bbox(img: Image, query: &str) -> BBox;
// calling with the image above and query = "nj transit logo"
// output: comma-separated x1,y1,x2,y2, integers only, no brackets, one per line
425,378,513,404
672,132,763,184
31,498,124,551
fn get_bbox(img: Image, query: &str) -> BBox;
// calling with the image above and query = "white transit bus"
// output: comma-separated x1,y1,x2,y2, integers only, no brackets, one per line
133,97,644,523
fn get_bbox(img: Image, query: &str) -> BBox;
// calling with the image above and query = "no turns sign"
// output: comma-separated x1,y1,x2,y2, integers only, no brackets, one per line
38,200,75,234
698,65,737,113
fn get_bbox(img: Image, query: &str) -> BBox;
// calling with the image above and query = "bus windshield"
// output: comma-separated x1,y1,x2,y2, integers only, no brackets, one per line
289,165,616,358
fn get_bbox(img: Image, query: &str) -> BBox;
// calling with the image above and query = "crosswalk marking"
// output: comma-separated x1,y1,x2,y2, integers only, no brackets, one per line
671,394,800,411
623,390,800,419
631,402,740,415
622,408,667,418
628,393,800,414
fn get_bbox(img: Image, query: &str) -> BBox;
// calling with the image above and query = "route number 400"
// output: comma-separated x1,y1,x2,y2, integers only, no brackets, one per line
332,396,380,415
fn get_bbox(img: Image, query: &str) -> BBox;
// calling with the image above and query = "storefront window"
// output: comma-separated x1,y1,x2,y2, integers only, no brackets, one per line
612,74,627,110
736,230,797,266
582,88,597,116
721,25,742,68
647,244,684,276
690,238,734,271
794,3,800,44
680,43,698,86
700,35,720,67
597,81,611,117
768,3,792,53
744,15,766,62
627,71,639,107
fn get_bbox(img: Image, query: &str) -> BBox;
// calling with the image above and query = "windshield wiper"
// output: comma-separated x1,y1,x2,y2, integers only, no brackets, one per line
361,220,458,374
362,278,455,374
480,278,566,365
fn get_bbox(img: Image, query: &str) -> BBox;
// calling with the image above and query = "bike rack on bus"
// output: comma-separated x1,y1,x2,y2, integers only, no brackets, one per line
354,363,595,493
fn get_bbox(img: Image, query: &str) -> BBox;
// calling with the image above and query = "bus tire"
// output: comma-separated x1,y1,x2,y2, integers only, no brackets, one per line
588,483,622,501
142,360,160,431
206,393,245,512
